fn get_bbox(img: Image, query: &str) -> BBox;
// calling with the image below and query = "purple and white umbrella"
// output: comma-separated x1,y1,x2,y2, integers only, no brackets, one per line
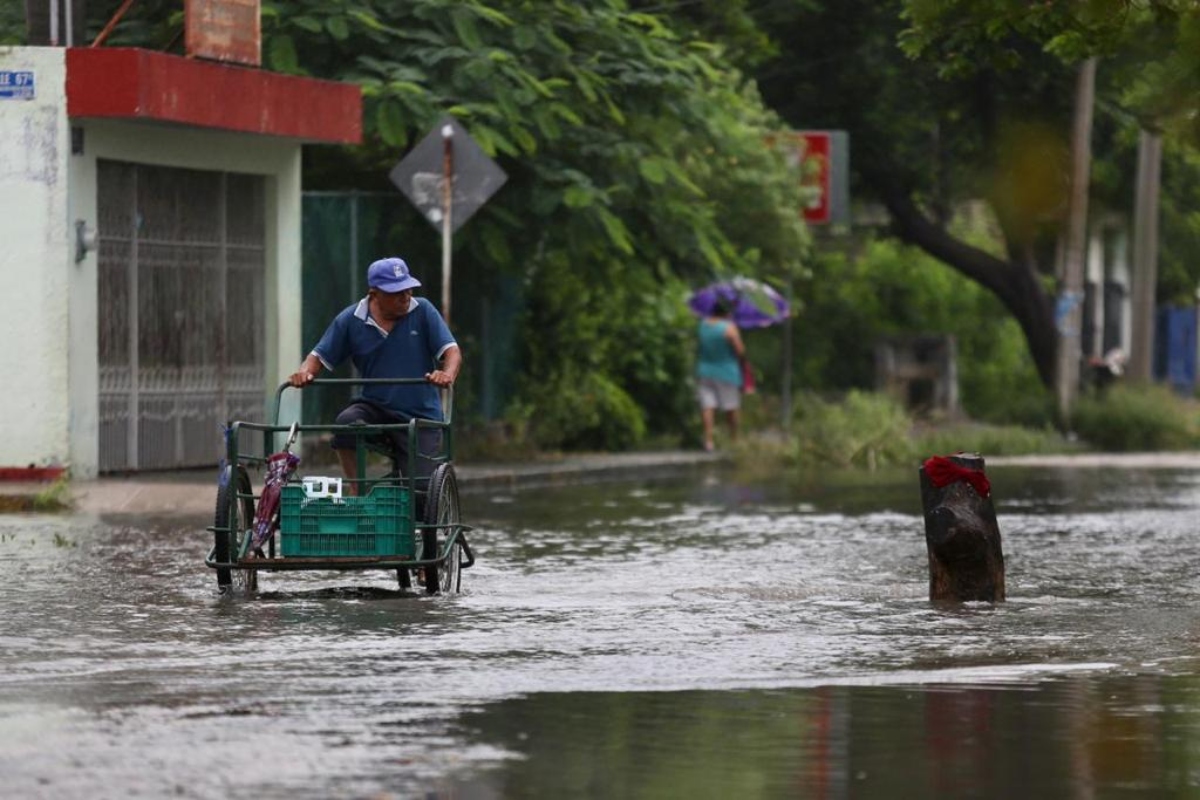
688,277,789,329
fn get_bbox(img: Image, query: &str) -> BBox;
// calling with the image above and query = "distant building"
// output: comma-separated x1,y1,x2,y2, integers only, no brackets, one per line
874,335,959,417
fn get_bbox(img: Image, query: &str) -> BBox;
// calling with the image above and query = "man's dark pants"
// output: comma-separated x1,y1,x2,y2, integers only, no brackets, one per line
332,399,443,485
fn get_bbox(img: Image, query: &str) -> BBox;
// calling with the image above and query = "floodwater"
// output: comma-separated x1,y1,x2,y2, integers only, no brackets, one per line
3,463,1200,798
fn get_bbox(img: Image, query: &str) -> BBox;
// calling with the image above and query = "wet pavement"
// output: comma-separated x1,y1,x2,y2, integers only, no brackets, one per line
5,460,1200,797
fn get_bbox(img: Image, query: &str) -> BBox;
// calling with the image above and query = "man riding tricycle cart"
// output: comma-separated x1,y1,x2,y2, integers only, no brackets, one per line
206,255,472,595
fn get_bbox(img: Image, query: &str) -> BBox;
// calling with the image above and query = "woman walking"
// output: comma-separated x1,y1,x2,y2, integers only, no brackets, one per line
695,299,746,452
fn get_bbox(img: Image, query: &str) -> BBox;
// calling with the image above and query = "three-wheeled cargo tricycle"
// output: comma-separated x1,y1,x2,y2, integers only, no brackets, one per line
205,378,473,595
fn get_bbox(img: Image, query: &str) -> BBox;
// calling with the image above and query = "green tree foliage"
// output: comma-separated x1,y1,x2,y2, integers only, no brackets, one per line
902,0,1200,138
900,0,1200,319
0,2,27,44
1157,149,1200,304
78,0,811,449
798,232,1046,424
902,1,1190,214
628,0,815,71
752,0,1074,388
279,0,811,449
752,0,1200,394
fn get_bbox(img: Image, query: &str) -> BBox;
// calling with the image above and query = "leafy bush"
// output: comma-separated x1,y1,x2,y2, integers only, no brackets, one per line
1071,383,1200,451
792,390,914,470
511,246,692,450
797,234,1047,425
520,370,647,452
976,383,1059,429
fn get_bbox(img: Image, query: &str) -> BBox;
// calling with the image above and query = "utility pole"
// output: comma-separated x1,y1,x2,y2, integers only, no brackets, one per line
1128,128,1163,382
1055,57,1097,423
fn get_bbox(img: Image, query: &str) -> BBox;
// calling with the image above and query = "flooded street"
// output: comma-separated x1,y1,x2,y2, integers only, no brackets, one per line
4,463,1200,798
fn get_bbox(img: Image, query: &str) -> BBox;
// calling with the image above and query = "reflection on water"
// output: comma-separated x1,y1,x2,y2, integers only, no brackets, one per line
2,464,1200,797
452,677,1200,798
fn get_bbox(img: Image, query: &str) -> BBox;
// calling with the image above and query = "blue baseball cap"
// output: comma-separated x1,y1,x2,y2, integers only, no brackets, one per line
367,257,421,293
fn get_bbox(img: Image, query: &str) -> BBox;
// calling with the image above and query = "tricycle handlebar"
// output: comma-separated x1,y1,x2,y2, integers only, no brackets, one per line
273,377,454,426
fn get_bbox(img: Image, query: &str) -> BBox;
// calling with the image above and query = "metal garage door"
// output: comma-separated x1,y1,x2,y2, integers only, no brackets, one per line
96,160,266,473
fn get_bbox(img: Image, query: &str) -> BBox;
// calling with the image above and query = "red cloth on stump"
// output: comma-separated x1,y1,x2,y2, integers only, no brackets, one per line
923,455,990,498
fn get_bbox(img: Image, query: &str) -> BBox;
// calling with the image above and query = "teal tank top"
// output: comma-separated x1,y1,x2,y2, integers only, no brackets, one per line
696,319,740,385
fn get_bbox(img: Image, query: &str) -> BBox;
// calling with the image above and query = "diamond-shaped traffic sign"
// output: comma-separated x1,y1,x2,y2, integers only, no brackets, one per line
389,117,508,234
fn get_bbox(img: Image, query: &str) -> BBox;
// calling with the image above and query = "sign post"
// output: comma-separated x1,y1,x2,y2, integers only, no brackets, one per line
441,124,454,323
771,130,850,433
391,117,507,326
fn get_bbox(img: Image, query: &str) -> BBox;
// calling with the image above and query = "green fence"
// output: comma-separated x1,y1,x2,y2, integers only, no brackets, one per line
301,191,521,427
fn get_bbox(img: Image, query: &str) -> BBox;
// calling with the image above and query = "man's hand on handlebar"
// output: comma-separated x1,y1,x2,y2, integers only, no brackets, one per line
288,370,316,388
289,355,323,388
426,345,462,388
425,369,455,388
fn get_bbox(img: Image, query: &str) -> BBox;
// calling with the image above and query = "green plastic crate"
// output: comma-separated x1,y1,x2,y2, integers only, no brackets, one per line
279,484,414,557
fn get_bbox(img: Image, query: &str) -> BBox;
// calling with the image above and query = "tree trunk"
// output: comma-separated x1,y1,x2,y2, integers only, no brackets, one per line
919,453,1005,603
1128,129,1163,383
875,178,1059,389
1055,57,1097,421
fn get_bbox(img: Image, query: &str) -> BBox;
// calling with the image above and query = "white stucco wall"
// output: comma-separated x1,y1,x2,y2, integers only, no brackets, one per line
69,122,302,477
0,46,304,477
0,47,70,470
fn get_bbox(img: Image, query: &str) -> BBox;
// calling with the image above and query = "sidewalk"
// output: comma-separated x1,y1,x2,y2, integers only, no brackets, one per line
6,449,1200,516
0,450,728,516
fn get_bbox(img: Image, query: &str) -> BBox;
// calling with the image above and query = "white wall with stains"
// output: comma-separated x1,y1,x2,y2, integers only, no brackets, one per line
0,46,304,478
0,47,71,473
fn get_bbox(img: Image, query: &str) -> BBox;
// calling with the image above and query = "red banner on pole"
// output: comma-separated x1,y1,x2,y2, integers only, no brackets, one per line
797,131,831,224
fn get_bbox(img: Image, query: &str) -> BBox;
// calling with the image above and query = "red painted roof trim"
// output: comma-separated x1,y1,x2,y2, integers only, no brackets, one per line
66,47,361,144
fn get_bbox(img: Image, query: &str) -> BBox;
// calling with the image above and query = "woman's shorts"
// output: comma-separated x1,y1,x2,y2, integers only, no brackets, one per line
696,378,741,411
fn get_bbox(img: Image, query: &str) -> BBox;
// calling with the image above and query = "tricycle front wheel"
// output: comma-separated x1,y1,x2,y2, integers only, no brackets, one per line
214,465,258,594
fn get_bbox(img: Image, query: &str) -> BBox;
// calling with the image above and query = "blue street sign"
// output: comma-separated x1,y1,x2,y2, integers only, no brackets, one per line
0,71,35,100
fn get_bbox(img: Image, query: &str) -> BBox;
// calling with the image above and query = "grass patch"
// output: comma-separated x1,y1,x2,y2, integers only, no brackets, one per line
913,421,1083,459
0,476,72,513
1072,383,1200,451
791,391,914,470
32,476,72,511
734,391,1093,473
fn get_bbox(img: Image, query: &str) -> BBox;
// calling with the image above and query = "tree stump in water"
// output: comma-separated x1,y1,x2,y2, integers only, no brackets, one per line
919,453,1005,602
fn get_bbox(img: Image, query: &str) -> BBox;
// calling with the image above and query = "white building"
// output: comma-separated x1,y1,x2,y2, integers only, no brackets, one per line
0,46,360,478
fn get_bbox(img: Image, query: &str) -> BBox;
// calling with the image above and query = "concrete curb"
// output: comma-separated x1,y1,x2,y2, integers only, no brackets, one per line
0,450,729,517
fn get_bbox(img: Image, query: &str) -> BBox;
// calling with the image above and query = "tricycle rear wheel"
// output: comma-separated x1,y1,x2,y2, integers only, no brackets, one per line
214,465,257,594
422,463,462,595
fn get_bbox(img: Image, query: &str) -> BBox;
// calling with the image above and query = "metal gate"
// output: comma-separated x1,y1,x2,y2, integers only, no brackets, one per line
97,160,266,473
